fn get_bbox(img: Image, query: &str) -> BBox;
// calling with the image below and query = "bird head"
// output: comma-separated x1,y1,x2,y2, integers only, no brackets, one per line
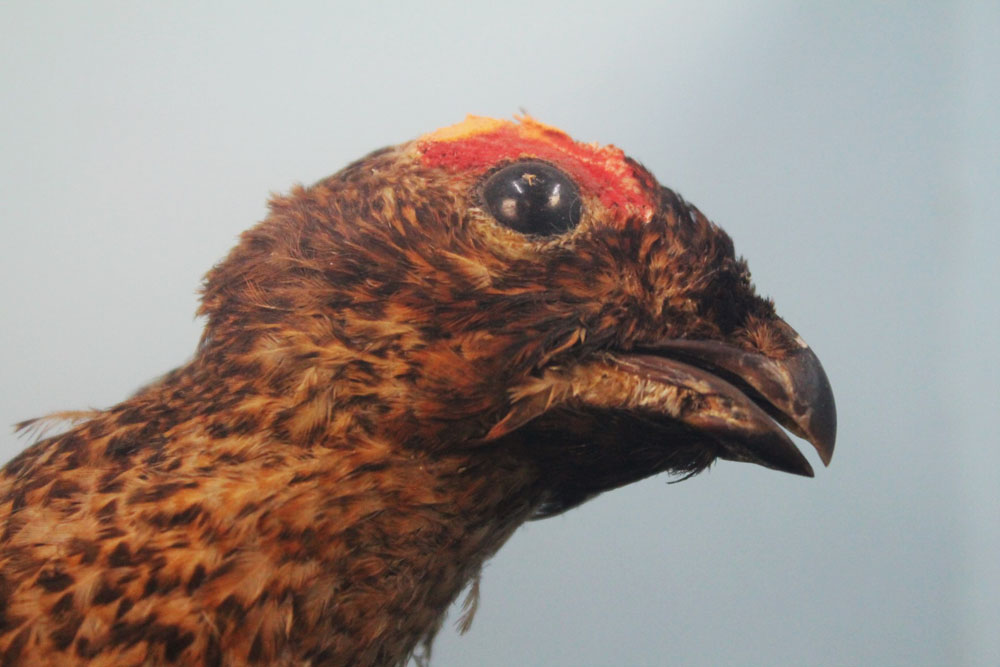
198,115,836,516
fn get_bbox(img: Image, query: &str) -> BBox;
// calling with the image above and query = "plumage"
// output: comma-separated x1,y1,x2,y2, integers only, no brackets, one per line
0,116,836,665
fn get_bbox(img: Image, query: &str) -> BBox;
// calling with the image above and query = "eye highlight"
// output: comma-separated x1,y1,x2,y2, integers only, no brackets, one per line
481,161,582,236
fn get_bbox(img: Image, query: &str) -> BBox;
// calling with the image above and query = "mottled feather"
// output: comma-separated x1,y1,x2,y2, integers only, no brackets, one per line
0,116,834,665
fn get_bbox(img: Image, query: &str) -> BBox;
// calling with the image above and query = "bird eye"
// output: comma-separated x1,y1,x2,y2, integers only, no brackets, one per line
482,161,582,235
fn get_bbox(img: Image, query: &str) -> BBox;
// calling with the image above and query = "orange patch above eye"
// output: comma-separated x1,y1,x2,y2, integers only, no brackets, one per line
416,115,655,224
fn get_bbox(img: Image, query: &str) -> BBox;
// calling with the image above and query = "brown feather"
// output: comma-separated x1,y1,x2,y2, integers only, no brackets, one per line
0,116,834,665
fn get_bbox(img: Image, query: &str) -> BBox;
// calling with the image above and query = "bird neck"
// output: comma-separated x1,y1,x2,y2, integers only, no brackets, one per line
262,439,541,662
106,353,546,663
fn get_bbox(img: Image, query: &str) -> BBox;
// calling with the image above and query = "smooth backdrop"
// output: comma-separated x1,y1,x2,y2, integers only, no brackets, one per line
2,3,997,665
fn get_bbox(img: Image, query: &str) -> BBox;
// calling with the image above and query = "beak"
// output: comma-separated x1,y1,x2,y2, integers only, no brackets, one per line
485,321,836,479
646,324,836,469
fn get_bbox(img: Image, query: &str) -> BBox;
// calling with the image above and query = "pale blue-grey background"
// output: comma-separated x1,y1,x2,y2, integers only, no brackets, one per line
2,3,996,665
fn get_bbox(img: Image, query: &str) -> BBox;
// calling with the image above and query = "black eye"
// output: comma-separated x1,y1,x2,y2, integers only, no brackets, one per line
482,161,582,235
